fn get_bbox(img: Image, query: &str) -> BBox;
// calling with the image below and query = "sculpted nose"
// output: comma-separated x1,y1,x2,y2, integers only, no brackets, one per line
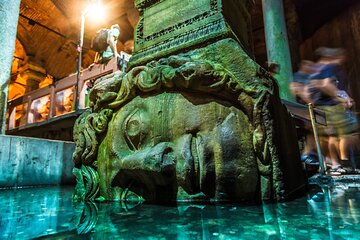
120,142,176,178
142,142,176,174
112,142,178,201
159,143,176,174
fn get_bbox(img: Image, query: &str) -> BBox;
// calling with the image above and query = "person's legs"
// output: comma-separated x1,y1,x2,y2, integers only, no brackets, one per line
300,133,319,165
339,135,351,168
320,136,331,166
339,134,359,171
318,104,355,174
336,109,359,171
339,136,350,160
328,135,358,174
328,136,341,168
327,136,352,175
303,133,316,155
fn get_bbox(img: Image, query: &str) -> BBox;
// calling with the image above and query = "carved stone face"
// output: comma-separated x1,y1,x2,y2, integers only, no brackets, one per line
97,92,259,202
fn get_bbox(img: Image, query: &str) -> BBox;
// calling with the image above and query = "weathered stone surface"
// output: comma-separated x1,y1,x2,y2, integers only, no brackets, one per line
101,93,258,202
0,135,75,187
0,0,21,134
73,38,305,203
130,0,254,67
72,0,305,203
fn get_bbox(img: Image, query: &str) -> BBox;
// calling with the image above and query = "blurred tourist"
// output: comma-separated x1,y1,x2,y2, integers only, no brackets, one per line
308,47,358,175
290,60,319,165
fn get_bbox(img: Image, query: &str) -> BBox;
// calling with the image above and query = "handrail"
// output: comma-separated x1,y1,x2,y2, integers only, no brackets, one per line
308,103,326,175
6,56,123,131
282,100,328,175
282,99,327,126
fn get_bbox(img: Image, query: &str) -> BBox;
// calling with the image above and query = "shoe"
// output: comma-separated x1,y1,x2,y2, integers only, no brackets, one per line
301,154,319,165
328,166,353,176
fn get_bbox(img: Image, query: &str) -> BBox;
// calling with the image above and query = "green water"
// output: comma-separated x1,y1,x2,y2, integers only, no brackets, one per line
0,186,359,239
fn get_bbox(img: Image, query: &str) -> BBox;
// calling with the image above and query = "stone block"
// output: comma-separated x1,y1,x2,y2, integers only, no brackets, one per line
0,135,75,187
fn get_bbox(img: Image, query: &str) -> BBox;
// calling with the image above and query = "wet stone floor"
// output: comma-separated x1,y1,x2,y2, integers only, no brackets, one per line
0,185,360,239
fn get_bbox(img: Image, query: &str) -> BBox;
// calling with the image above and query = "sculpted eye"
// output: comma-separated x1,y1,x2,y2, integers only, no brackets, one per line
127,119,141,137
124,109,147,150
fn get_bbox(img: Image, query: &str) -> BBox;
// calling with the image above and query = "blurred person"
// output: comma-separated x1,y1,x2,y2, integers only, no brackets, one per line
31,98,49,122
63,88,74,112
308,47,359,175
290,60,319,165
56,88,74,115
31,100,42,122
55,91,66,115
290,60,314,104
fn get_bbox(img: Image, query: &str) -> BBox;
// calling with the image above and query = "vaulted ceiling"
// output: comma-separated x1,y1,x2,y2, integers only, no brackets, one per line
16,0,138,80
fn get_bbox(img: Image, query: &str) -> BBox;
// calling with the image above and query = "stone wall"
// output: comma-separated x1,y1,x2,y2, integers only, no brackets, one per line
300,3,360,111
0,135,75,187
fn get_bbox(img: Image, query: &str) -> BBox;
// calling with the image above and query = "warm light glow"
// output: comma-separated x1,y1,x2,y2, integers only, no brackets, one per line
85,0,106,23
39,75,53,89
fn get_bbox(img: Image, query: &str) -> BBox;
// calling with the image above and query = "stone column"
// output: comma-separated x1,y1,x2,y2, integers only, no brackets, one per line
262,0,293,100
0,0,21,134
23,63,47,93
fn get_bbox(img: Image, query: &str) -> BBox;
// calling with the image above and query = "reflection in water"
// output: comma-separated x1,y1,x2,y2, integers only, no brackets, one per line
76,201,98,235
0,187,79,239
308,185,360,240
1,186,360,239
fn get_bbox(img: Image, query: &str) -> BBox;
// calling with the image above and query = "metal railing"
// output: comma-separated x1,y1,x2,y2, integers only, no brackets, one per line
6,54,128,131
282,100,328,175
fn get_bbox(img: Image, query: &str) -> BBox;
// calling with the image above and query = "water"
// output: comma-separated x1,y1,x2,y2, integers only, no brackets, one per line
1,186,360,239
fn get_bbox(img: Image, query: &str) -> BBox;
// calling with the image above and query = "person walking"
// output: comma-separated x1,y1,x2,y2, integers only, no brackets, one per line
308,47,358,175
